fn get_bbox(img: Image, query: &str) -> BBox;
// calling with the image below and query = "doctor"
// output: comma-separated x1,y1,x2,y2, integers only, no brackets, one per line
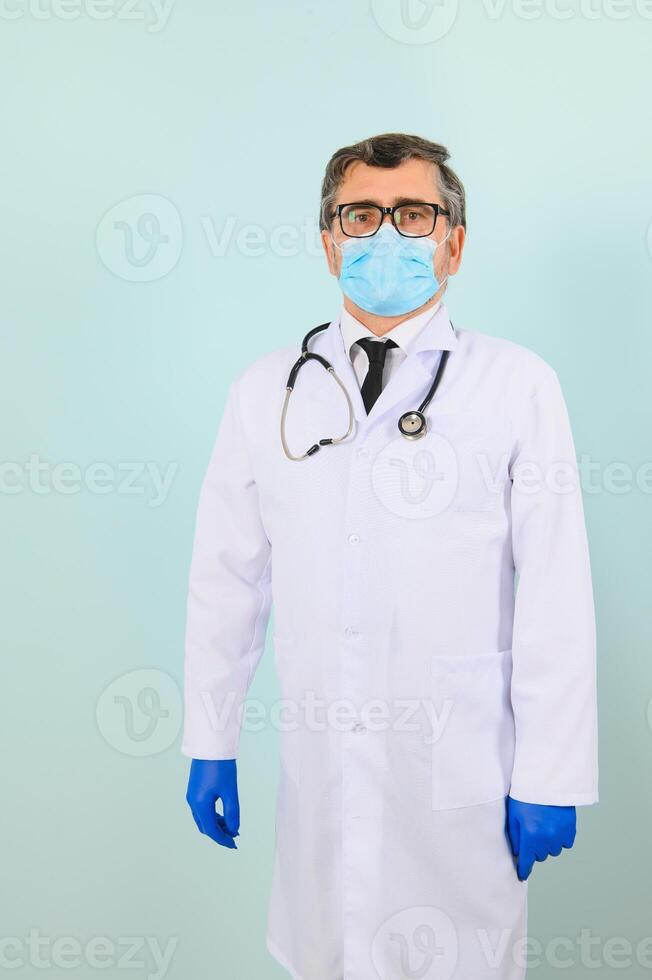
183,133,598,980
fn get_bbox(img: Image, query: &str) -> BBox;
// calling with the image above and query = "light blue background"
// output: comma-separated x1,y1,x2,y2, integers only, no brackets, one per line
1,0,651,977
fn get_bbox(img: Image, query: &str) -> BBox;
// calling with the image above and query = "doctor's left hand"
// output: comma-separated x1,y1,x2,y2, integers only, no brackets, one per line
506,797,576,881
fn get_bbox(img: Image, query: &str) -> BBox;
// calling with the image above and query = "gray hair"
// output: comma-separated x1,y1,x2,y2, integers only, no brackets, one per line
319,133,466,233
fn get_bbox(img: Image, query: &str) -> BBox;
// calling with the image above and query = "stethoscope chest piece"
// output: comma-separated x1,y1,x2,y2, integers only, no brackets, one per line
398,410,427,441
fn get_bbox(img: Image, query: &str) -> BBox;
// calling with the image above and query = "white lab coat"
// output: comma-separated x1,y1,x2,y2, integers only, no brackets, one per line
182,303,598,980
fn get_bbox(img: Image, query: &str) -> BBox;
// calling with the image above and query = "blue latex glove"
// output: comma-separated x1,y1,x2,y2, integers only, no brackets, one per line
506,797,576,881
186,759,240,849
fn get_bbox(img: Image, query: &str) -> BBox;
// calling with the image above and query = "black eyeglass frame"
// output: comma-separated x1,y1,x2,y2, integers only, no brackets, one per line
334,202,451,239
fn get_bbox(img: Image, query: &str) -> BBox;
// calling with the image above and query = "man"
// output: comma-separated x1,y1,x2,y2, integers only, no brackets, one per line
182,133,598,980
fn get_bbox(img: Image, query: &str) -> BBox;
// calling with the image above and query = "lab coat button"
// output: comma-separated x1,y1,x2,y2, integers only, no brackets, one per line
352,722,366,734
344,626,359,637
356,448,370,460
348,533,360,545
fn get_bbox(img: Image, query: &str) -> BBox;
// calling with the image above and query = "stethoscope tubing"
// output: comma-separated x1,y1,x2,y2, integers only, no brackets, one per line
281,366,356,461
418,347,450,414
281,320,453,460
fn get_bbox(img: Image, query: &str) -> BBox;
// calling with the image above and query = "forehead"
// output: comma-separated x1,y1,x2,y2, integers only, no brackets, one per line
337,158,441,204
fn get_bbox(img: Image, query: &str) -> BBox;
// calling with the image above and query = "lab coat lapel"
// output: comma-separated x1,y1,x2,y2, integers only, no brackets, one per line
367,353,433,424
321,319,367,423
367,303,458,426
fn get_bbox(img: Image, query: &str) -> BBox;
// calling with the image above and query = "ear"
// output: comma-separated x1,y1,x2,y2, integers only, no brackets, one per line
321,229,339,277
447,225,466,276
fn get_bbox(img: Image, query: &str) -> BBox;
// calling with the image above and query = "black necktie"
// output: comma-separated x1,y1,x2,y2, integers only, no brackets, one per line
355,337,398,414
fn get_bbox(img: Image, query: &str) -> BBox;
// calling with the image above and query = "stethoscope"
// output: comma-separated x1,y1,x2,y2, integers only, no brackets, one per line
280,321,454,462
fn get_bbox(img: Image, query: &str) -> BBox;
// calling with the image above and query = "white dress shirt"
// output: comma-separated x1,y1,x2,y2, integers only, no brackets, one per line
339,301,442,389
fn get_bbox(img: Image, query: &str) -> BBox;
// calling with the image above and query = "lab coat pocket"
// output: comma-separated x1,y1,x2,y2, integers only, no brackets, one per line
430,649,515,811
427,413,512,515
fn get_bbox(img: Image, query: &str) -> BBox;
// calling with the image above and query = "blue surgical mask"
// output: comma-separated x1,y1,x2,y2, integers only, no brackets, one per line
334,223,449,317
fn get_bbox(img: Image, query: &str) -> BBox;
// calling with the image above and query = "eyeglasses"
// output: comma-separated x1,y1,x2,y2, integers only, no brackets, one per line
334,201,451,239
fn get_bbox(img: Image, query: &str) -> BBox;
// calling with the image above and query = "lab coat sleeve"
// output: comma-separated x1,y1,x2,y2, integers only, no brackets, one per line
508,367,598,806
182,379,272,760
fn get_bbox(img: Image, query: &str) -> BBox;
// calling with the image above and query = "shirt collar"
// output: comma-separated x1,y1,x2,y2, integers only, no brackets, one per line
339,300,456,362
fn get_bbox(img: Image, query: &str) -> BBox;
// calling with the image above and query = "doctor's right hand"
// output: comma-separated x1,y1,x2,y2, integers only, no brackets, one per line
186,759,240,849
